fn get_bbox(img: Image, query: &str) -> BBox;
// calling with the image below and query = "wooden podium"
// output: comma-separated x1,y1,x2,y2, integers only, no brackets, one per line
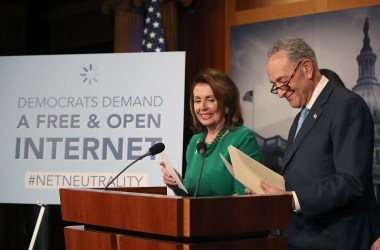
60,187,292,250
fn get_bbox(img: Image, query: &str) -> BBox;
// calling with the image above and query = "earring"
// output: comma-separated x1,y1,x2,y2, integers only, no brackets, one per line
225,107,229,114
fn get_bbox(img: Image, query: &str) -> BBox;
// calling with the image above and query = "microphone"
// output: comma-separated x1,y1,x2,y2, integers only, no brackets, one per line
104,142,165,190
196,141,206,157
194,141,207,197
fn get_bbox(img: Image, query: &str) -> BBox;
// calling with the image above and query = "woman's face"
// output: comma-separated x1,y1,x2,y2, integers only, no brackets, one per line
193,83,224,131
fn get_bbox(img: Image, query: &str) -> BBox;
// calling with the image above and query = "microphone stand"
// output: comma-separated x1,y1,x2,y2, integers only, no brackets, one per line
103,142,165,190
104,155,144,190
194,153,205,198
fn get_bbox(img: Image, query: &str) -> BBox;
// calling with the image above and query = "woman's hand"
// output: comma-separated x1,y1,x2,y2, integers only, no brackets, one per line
160,161,182,191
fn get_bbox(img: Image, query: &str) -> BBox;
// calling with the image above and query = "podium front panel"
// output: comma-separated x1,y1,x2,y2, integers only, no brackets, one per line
64,225,117,250
60,187,184,237
117,234,288,250
60,187,292,250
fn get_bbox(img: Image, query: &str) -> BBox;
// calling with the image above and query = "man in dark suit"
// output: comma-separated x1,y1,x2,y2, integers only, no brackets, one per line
260,36,379,250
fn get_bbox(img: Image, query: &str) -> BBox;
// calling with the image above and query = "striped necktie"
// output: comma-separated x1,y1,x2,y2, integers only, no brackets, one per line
294,107,309,139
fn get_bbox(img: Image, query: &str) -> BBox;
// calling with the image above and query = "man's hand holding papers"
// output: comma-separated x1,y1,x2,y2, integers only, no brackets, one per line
220,145,285,195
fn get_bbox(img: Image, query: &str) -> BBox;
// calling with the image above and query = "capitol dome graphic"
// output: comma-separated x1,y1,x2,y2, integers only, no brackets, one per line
352,17,380,196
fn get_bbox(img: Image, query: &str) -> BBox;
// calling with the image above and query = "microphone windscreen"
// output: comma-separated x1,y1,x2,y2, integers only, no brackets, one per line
148,142,165,156
196,141,207,155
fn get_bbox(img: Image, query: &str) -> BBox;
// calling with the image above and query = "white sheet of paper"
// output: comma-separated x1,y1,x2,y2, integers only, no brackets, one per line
160,153,188,194
221,145,285,195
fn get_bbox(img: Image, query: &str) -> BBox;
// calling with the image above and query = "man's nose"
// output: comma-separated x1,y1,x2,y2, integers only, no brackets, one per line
277,88,287,98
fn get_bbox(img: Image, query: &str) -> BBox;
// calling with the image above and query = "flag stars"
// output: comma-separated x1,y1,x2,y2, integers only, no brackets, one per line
142,0,165,52
153,21,160,28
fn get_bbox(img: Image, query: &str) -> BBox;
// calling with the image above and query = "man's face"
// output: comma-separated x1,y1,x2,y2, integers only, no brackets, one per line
266,50,312,108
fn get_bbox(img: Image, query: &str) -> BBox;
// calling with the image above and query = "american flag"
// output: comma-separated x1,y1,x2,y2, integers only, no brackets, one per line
142,0,165,52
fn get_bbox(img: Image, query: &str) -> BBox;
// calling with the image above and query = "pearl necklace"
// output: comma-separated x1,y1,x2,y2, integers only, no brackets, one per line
200,124,227,157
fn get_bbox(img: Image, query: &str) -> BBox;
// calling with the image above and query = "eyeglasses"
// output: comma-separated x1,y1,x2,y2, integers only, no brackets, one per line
270,60,303,94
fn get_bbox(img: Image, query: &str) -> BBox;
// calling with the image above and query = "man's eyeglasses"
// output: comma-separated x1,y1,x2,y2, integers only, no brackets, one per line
270,60,303,94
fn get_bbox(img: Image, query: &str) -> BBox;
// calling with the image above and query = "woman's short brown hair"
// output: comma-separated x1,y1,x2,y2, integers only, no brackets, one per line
189,68,244,133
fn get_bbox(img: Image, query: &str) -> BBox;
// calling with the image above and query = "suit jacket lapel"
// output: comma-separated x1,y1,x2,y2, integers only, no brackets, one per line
282,81,336,173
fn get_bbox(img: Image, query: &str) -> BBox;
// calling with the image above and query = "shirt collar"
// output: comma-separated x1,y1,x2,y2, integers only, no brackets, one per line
305,75,329,110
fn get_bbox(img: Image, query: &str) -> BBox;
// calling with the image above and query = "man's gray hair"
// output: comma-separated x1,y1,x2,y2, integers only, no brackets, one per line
267,36,318,68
